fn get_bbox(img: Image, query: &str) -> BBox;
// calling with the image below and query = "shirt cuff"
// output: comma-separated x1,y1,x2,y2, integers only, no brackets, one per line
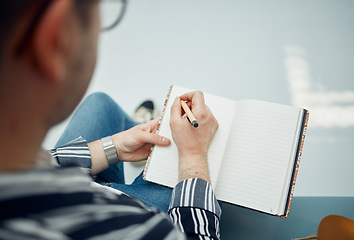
50,137,92,169
169,178,222,218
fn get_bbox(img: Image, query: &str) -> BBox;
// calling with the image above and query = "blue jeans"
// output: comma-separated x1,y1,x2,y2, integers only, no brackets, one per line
55,92,172,212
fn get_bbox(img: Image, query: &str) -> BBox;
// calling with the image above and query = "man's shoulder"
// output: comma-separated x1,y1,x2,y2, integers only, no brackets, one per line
0,167,183,239
0,167,94,218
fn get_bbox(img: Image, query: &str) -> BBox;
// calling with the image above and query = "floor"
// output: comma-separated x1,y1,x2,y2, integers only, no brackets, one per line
43,1,354,239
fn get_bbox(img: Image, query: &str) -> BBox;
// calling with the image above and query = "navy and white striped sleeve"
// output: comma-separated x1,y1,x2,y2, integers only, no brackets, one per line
169,178,221,240
50,137,92,170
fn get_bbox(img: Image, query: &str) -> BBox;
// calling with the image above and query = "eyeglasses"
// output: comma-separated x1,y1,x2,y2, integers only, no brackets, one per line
17,0,127,54
100,0,127,31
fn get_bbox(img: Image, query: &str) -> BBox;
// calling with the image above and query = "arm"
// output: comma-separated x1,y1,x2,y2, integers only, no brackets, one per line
169,92,221,239
170,92,218,182
50,137,92,170
52,117,170,175
169,178,221,239
88,117,170,174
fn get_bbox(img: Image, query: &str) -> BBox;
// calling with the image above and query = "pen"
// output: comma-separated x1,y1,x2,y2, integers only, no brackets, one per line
180,100,199,128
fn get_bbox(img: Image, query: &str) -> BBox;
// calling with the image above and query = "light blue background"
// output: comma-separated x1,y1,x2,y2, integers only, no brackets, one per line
44,0,354,198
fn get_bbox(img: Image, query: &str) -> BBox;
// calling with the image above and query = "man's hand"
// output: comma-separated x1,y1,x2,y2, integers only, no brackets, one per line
112,117,170,162
170,91,219,183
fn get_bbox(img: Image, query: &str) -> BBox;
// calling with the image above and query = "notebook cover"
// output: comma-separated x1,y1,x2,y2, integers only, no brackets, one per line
281,109,309,218
143,85,174,181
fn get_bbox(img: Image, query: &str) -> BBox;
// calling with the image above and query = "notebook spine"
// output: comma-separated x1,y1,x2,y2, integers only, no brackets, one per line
282,109,309,218
143,85,174,180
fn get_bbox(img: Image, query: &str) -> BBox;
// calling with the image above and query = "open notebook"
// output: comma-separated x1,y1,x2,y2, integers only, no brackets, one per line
143,85,309,217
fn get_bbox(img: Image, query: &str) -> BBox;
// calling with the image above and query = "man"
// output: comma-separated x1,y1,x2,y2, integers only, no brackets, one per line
0,0,221,239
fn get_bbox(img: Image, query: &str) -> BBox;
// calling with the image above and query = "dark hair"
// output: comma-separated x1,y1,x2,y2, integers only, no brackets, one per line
0,1,32,57
0,0,94,60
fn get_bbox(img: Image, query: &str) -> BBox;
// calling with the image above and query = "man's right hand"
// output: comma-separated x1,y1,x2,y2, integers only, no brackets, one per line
170,91,219,183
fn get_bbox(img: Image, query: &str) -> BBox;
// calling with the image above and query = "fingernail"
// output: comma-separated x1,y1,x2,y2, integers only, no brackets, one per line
174,97,179,102
162,137,169,143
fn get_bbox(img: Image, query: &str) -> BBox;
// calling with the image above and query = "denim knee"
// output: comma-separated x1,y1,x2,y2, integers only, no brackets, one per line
84,92,113,108
82,92,125,116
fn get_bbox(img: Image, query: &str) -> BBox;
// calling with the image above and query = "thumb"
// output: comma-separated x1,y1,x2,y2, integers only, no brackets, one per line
170,96,182,122
139,132,170,146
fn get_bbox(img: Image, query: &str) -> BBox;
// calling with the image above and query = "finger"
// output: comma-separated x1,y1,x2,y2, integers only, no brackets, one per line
186,101,192,109
170,96,182,120
180,91,205,110
151,116,162,132
139,132,170,146
179,91,205,102
145,116,160,129
137,116,160,131
179,91,197,101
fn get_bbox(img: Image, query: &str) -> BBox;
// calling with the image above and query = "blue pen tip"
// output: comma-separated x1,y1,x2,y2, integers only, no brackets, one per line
192,120,199,128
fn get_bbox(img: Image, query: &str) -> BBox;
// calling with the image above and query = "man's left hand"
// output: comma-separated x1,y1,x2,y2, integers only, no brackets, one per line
111,117,170,162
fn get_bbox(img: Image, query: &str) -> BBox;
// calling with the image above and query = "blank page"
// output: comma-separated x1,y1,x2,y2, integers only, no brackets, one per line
144,85,235,188
214,100,302,215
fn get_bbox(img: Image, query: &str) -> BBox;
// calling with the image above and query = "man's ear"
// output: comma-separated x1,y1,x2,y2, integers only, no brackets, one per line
32,0,73,82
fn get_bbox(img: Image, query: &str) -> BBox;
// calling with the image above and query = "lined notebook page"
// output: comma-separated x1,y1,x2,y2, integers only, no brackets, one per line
144,85,235,188
214,100,301,215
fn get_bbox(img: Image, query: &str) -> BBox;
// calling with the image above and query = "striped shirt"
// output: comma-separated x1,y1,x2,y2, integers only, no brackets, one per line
0,138,221,239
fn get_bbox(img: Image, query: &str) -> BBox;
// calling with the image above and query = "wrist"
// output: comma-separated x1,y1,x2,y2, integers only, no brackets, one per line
101,136,119,165
178,150,207,161
111,133,125,161
88,140,109,175
178,153,210,183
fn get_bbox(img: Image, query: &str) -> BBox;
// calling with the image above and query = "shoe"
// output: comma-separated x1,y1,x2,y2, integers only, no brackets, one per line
130,100,160,166
132,100,159,123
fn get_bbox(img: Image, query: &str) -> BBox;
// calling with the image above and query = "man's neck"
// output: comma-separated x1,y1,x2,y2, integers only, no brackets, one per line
0,110,48,172
0,56,57,172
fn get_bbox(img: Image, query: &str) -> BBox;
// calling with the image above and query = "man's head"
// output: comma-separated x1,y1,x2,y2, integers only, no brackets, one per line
0,0,101,119
0,0,101,170
2,0,100,122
